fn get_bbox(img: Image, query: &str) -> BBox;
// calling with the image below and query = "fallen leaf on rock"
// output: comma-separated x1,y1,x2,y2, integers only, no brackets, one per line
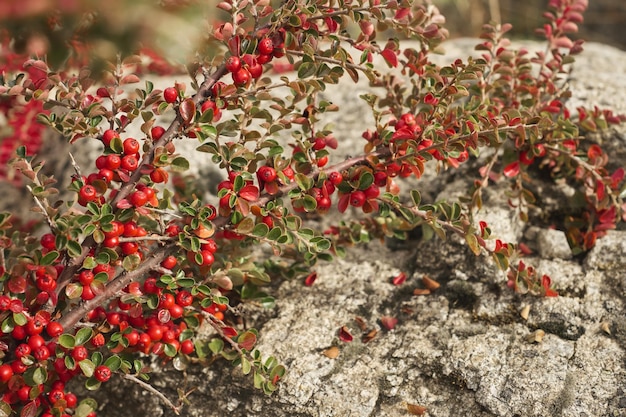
413,288,431,296
380,316,398,330
391,272,407,285
322,346,340,359
362,329,378,343
406,403,427,415
338,326,353,342
421,275,440,290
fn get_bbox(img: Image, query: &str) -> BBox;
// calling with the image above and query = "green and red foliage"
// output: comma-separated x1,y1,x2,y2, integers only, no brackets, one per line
0,0,624,415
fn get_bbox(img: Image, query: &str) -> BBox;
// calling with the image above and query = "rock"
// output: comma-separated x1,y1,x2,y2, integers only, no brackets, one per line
54,40,626,417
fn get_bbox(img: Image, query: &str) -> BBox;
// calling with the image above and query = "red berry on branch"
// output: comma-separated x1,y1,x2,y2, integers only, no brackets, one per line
349,191,366,207
232,68,251,86
79,185,97,202
121,155,139,171
123,138,140,155
257,166,277,182
163,87,178,104
94,365,111,382
225,56,241,73
258,38,274,55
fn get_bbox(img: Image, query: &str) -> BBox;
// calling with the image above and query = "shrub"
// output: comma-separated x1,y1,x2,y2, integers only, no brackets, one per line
0,0,623,415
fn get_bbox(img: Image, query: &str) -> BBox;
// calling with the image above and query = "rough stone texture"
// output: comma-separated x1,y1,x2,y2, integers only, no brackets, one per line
81,39,626,417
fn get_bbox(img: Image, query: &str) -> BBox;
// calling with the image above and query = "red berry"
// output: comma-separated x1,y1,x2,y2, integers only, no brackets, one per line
120,241,139,255
28,334,45,349
121,154,139,171
46,322,63,337
103,236,119,248
33,345,50,361
364,185,380,200
161,256,177,270
79,185,97,202
97,168,114,183
81,284,96,300
96,155,107,169
163,87,178,104
40,234,56,251
257,166,277,182
150,167,169,183
147,325,163,342
129,190,148,207
158,293,175,309
168,304,184,319
0,364,13,383
78,270,94,286
123,138,140,155
201,100,221,122
91,333,105,347
15,343,31,358
36,275,57,292
349,190,366,207
258,38,274,55
94,365,111,382
151,126,166,141
175,290,193,307
102,129,119,147
72,345,88,361
105,154,121,170
180,339,194,355
232,68,251,86
65,392,78,408
225,56,241,73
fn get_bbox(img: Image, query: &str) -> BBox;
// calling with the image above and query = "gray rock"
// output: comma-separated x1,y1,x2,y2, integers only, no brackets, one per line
54,40,626,417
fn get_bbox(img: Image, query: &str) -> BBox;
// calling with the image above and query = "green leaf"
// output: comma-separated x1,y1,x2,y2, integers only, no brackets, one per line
58,334,76,349
13,312,27,326
241,357,252,375
171,157,190,172
84,378,101,391
74,399,98,417
208,338,224,355
252,223,269,237
67,240,82,257
23,366,47,386
294,173,313,191
164,344,177,357
78,359,96,377
410,189,421,207
253,371,264,389
75,328,94,345
40,251,59,266
297,62,316,79
104,355,122,371
465,233,481,256
358,171,374,190
267,227,282,241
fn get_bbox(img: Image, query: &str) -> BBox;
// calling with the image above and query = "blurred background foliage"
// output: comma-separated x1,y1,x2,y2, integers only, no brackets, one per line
0,0,624,74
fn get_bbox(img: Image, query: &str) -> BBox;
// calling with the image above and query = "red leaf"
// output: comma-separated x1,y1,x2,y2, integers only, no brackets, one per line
503,161,520,178
116,199,133,209
337,194,350,213
338,326,353,342
380,48,398,68
391,272,407,286
239,185,260,202
238,330,257,351
222,326,238,338
380,316,398,330
179,98,196,125
304,271,317,287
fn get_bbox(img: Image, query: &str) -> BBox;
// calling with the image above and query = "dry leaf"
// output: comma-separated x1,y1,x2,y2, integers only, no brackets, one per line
520,305,530,321
322,346,340,359
421,275,440,291
413,288,431,296
362,329,378,343
406,403,427,415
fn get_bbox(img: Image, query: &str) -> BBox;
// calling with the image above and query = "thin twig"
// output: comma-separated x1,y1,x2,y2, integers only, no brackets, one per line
122,374,181,414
